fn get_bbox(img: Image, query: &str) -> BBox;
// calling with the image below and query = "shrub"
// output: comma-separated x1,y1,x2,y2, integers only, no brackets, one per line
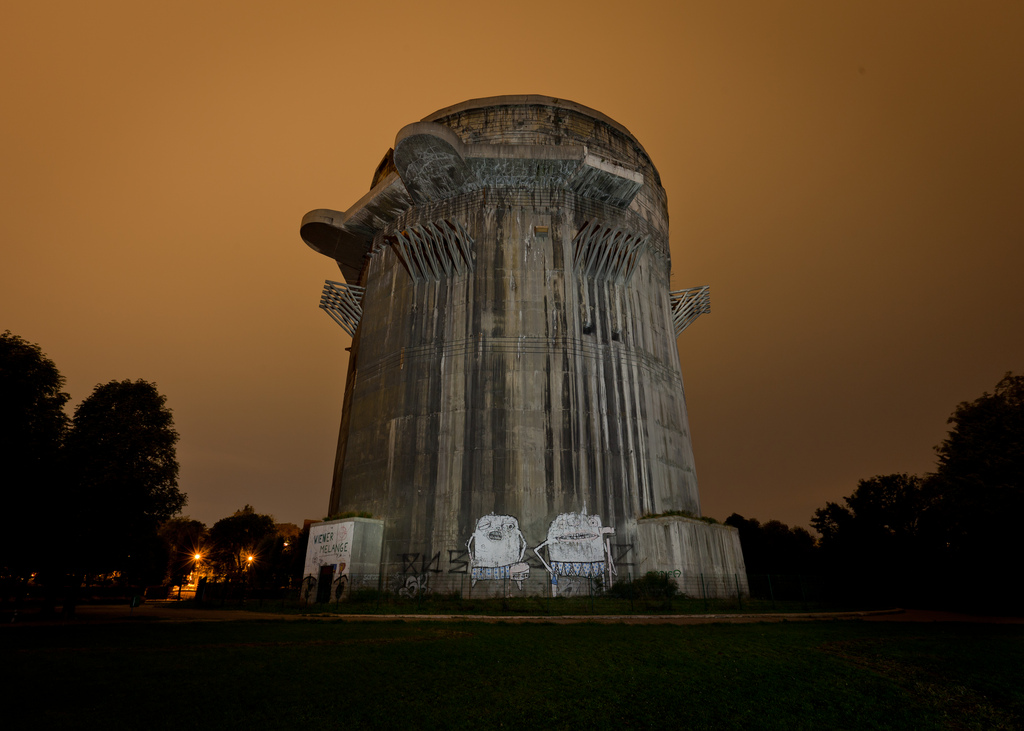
322,511,374,521
348,588,383,603
609,572,679,601
639,509,719,525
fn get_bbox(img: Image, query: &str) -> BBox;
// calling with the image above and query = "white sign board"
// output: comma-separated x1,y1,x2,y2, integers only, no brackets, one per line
304,520,353,578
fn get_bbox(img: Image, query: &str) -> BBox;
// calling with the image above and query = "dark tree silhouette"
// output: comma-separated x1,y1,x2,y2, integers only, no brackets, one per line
209,505,276,578
65,379,184,580
808,375,1024,608
724,514,816,575
159,517,208,586
812,474,927,566
811,473,930,603
927,372,1024,603
288,523,311,585
0,331,70,584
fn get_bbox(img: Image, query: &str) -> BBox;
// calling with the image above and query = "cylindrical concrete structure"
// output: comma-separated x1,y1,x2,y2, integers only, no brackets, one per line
302,96,723,596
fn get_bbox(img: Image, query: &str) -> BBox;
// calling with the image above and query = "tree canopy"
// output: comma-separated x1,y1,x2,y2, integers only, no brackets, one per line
927,372,1024,578
0,331,70,464
65,379,185,577
811,472,927,587
812,474,925,544
209,505,277,577
724,514,816,575
0,331,71,577
808,373,1024,607
159,517,208,584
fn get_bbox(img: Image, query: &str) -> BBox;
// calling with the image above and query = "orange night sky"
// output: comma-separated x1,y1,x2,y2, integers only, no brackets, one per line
3,1,1022,530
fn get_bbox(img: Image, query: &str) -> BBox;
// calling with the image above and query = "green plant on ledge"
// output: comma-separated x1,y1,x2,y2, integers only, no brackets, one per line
639,509,719,525
322,511,374,521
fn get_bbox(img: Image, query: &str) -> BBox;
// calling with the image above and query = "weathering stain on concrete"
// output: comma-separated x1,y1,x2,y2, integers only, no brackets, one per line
302,96,745,598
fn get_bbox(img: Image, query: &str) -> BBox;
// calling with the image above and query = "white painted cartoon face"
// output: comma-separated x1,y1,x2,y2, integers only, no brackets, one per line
468,514,526,568
546,511,607,563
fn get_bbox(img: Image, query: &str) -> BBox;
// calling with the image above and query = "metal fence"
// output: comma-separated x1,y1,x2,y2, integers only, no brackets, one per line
177,572,854,616
6,570,1015,617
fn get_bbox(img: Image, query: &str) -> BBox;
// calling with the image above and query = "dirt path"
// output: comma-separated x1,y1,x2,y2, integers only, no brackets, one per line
9,604,1019,626
860,608,1024,624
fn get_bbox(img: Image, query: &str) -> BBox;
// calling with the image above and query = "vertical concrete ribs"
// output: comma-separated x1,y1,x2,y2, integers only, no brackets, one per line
299,95,745,599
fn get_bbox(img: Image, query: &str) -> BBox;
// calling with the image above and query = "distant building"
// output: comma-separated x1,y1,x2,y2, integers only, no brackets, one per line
300,96,745,598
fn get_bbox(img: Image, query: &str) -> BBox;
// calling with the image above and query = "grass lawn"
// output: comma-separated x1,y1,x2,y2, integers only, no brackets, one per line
3,619,1021,730
227,592,869,617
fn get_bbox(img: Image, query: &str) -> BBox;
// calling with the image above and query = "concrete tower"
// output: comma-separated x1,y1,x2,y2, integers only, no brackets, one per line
301,96,745,597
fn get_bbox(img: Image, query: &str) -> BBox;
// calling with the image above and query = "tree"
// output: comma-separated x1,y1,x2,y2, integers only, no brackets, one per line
209,506,276,579
724,514,816,576
159,517,208,586
811,474,926,560
65,379,185,580
0,331,70,582
811,473,934,603
288,523,311,585
927,372,1024,594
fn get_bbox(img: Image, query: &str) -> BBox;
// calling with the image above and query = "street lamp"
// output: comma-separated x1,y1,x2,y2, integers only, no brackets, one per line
180,552,202,601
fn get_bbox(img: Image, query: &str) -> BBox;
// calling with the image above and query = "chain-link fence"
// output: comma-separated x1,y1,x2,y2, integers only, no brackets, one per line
6,569,1015,617
174,571,859,616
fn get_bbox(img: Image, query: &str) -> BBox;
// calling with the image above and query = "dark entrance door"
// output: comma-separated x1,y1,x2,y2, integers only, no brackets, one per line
316,565,334,603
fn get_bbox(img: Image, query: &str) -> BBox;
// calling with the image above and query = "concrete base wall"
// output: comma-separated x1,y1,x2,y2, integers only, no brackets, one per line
636,516,749,599
296,515,748,601
301,517,384,603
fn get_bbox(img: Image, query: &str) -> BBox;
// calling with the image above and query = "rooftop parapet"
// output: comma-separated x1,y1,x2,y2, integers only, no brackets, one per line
301,95,662,283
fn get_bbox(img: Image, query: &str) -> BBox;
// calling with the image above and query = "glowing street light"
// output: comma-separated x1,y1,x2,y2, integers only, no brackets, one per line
180,552,203,600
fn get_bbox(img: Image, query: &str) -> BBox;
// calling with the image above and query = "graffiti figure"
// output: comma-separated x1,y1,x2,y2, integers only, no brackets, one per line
467,514,530,591
532,507,615,597
398,573,429,598
332,563,348,602
301,575,316,603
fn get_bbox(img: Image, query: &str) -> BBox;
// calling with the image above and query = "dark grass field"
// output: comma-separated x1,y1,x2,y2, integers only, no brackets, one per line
3,619,1022,730
192,590,876,617
241,594,846,617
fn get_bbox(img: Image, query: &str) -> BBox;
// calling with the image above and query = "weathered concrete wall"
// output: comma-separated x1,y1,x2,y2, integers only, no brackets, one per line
424,99,669,235
301,96,741,598
338,190,696,555
636,517,749,598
